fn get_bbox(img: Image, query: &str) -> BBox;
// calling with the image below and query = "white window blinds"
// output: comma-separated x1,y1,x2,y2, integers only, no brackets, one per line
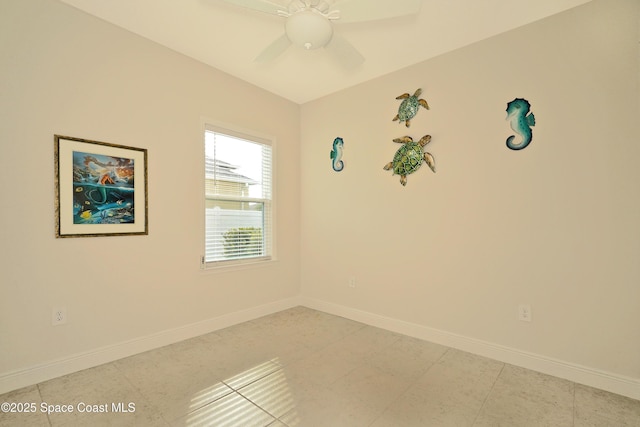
204,125,273,267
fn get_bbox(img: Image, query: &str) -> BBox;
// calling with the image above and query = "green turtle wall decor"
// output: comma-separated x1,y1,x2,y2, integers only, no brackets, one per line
383,135,435,186
393,88,429,127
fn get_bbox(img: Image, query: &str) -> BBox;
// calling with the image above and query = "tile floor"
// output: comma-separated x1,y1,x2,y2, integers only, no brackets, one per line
1,306,639,426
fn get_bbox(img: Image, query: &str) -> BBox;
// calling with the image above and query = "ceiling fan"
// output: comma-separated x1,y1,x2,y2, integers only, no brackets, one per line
218,0,422,68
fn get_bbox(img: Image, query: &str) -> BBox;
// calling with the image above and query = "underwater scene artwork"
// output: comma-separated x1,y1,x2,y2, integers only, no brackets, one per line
72,151,135,224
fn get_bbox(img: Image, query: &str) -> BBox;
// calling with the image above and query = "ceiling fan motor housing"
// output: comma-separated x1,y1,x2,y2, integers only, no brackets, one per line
285,9,334,50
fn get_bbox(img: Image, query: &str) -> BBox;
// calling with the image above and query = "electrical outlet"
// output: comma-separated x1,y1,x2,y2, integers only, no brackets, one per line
52,307,67,326
348,277,356,288
518,304,532,322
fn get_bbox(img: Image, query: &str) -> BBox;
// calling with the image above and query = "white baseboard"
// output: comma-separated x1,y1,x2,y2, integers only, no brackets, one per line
0,297,302,395
300,297,640,401
3,295,638,401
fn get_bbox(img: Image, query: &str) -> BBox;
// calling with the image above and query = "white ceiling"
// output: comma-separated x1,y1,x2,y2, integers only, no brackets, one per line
58,0,592,104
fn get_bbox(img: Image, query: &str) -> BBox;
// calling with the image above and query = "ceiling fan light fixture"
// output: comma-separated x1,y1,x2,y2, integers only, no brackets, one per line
285,10,333,50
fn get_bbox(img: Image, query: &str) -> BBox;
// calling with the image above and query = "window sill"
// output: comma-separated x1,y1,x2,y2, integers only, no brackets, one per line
200,257,277,274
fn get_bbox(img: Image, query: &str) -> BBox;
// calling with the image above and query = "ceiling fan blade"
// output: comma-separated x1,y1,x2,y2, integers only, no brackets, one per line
218,0,284,16
326,34,364,69
332,0,422,23
254,33,292,62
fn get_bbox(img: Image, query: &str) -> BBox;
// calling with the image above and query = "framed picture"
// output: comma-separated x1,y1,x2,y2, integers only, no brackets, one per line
54,135,148,238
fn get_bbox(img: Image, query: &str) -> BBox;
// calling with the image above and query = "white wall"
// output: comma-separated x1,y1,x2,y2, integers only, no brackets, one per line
0,0,300,391
300,0,639,395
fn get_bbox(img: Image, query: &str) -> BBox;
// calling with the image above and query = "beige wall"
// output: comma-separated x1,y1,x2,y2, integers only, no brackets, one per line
0,0,300,380
1,0,638,396
300,0,640,380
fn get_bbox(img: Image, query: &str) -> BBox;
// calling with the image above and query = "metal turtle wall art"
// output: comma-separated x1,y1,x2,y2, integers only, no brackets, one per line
393,88,430,127
383,135,435,186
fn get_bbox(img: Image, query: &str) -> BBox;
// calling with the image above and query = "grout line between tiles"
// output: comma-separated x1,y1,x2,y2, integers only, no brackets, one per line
365,347,452,427
572,383,577,427
35,383,53,427
470,362,505,426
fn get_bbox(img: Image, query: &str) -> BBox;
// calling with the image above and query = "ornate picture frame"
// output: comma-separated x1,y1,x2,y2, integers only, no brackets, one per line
54,135,148,238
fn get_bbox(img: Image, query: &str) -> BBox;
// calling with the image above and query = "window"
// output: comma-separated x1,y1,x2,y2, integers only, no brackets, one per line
203,124,273,268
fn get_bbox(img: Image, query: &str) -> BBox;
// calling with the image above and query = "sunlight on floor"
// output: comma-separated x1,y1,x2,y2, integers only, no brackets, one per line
224,358,280,388
187,382,233,415
238,364,297,417
186,393,257,427
185,358,297,426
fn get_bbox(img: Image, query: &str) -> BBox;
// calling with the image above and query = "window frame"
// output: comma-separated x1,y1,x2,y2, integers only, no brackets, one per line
202,120,276,270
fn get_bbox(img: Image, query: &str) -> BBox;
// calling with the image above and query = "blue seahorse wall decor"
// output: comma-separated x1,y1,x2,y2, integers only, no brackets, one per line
505,98,536,150
330,137,344,172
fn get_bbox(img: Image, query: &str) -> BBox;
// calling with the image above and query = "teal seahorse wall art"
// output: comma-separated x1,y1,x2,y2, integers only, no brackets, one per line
505,98,536,150
330,137,344,172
